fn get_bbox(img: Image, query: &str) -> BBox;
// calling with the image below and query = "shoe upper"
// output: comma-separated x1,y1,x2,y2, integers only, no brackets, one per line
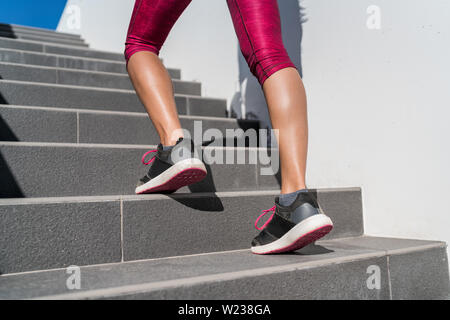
251,192,322,247
137,138,201,187
275,192,322,224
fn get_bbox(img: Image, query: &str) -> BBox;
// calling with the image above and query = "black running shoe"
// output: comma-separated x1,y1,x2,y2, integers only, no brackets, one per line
251,191,333,254
135,138,207,194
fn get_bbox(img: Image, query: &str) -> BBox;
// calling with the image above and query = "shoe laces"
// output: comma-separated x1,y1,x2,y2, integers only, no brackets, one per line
141,149,157,165
254,205,276,230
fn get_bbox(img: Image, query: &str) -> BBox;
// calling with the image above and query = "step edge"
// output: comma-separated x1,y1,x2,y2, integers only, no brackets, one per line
0,188,361,205
0,35,88,46
0,61,195,83
0,37,125,60
1,248,251,278
27,237,449,300
0,36,119,55
0,235,441,280
0,79,223,100
0,141,276,151
0,33,87,42
1,37,92,52
0,47,127,65
0,24,83,38
386,242,447,255
31,249,390,300
0,29,83,41
0,47,180,70
0,104,254,122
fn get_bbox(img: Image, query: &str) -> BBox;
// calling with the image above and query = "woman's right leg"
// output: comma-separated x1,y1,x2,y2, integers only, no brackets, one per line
226,0,333,254
125,0,192,146
125,0,207,195
127,51,182,146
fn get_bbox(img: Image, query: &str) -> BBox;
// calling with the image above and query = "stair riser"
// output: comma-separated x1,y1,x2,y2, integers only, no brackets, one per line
1,240,447,300
112,256,391,300
388,247,450,299
0,38,123,61
160,249,447,301
0,24,82,40
0,49,180,77
0,82,226,117
144,251,446,300
0,189,363,274
0,33,88,47
109,249,449,300
0,144,278,197
0,106,257,145
0,63,199,93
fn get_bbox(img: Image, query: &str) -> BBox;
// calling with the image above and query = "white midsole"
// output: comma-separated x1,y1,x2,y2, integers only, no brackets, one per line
251,213,333,254
135,158,206,193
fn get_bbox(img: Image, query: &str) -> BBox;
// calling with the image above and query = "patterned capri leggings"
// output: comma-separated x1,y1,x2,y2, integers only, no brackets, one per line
124,0,295,85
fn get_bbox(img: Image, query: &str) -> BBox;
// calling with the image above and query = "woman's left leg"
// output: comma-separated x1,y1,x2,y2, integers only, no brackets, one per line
226,0,333,254
226,0,306,194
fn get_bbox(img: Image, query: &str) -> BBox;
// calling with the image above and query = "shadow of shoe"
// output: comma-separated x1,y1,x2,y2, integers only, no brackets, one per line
167,162,224,211
274,243,334,256
167,192,224,212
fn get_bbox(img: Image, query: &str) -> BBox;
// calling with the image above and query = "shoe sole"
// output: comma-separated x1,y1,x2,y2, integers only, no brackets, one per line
251,214,333,255
135,158,207,194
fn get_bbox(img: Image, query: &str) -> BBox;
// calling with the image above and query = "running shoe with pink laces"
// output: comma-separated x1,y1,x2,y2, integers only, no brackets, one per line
251,191,333,254
135,138,207,194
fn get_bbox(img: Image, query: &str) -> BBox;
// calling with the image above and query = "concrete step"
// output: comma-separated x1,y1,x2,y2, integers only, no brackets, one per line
0,23,82,40
0,105,258,145
0,32,89,47
0,62,199,93
0,142,280,197
0,236,447,299
0,48,180,77
0,37,124,61
0,188,363,274
0,80,226,117
0,29,83,42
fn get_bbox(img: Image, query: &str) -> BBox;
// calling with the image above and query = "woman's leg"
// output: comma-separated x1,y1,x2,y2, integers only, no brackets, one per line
226,0,307,194
127,52,182,146
125,0,207,195
125,0,192,146
227,0,333,254
263,68,308,194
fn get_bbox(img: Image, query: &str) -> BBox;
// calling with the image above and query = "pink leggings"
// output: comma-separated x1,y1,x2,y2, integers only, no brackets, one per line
125,0,295,85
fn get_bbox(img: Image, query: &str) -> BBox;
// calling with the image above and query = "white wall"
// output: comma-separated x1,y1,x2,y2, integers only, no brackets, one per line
58,0,450,259
57,0,133,53
301,0,450,254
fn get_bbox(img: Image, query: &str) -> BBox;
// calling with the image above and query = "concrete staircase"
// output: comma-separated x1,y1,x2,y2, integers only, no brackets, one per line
0,24,448,300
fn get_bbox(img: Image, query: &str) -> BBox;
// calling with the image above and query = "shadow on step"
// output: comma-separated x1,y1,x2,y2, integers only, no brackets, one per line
0,115,19,141
277,243,334,256
0,91,7,104
0,153,24,198
169,163,224,211
0,99,23,196
168,193,224,212
0,92,17,141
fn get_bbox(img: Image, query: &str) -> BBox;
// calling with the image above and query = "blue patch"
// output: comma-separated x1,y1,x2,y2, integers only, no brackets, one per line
0,0,68,30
